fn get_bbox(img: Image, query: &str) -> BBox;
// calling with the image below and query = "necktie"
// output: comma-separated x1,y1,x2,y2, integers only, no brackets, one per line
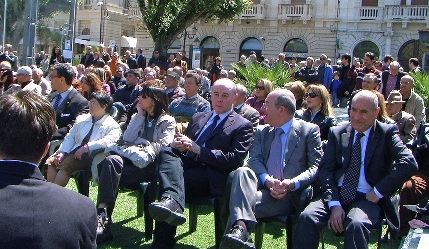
196,115,220,146
53,94,62,110
340,132,364,206
267,128,284,180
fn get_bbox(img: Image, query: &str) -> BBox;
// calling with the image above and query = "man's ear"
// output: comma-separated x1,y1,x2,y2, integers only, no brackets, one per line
39,142,50,164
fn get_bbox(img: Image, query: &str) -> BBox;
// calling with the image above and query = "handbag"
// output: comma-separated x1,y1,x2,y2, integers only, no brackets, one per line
106,139,154,168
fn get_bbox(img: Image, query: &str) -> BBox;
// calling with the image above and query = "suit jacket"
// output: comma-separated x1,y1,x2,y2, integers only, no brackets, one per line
0,160,96,249
404,91,426,130
183,111,253,196
249,119,322,193
48,88,89,140
319,121,418,231
234,104,260,129
127,57,138,69
80,53,94,68
392,111,416,145
137,54,146,69
299,109,336,141
381,71,407,97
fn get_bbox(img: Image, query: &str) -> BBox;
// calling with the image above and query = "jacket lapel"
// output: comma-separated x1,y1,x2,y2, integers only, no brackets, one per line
364,124,379,170
342,125,354,170
284,122,300,166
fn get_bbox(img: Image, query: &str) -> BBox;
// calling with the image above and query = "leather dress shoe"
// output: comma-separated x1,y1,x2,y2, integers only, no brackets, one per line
96,212,113,244
148,196,186,226
220,225,255,249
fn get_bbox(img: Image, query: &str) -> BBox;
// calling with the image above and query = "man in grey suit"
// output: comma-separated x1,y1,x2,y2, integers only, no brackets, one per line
220,89,323,249
293,90,418,249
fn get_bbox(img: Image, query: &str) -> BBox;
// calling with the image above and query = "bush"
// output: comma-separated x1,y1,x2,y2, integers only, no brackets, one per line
411,71,429,122
232,62,295,93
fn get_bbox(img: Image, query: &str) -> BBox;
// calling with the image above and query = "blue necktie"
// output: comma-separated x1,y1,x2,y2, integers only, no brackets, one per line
53,94,62,110
196,115,220,146
267,128,284,180
340,132,364,206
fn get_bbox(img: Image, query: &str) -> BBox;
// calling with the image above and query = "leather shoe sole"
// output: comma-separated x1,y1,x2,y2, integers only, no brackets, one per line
220,234,255,249
148,203,186,226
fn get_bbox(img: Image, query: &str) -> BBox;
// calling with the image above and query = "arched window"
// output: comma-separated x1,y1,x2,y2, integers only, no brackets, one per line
239,37,263,59
283,38,308,53
353,41,380,60
200,36,220,69
81,28,90,35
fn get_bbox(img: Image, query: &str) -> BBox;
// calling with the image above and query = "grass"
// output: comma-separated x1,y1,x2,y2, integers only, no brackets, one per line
66,180,401,249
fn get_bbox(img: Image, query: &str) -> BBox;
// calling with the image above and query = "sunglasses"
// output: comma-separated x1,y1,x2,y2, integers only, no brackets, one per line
255,85,265,90
320,58,327,60
305,92,318,98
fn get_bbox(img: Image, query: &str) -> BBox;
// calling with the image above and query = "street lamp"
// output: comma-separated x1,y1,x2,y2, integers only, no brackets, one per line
178,26,198,57
97,1,105,44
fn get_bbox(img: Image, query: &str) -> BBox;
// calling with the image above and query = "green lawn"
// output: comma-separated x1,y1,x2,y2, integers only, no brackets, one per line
67,180,400,249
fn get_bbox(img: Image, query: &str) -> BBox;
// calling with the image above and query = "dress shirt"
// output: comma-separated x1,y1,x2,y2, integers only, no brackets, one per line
51,86,73,107
195,110,233,144
259,118,294,186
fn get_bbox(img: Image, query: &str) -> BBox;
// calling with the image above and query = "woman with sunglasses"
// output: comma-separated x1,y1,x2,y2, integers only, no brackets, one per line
0,62,14,95
245,78,273,124
298,84,336,141
95,81,176,243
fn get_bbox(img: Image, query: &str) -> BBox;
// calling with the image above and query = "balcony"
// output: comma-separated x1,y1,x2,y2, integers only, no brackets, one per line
240,4,265,19
278,4,313,20
386,5,428,21
128,6,142,19
358,7,384,20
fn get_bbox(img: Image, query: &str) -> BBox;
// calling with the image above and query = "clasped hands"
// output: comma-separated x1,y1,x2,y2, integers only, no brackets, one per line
265,176,295,200
328,189,380,233
171,132,201,155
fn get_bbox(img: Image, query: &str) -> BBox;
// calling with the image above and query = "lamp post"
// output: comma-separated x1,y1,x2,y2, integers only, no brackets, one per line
178,26,198,57
2,0,6,53
97,1,105,44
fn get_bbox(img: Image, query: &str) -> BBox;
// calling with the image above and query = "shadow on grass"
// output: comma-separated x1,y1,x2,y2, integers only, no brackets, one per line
98,216,148,249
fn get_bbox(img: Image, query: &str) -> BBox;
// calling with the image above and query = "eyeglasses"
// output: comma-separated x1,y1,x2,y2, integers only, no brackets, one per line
320,58,327,61
305,92,318,98
400,81,413,85
255,85,265,90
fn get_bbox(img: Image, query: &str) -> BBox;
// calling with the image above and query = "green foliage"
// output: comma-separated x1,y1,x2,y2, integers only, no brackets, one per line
232,62,296,93
136,0,252,58
411,71,429,121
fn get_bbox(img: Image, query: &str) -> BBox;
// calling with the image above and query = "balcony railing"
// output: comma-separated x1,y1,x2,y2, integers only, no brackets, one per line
278,4,312,19
386,5,428,20
240,4,265,19
358,7,383,20
128,6,141,19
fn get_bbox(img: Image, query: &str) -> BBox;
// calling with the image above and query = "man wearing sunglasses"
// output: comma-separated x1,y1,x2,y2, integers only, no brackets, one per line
316,54,334,91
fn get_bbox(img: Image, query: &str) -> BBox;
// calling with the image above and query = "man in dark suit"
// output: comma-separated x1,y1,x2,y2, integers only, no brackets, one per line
125,50,138,69
234,84,260,129
48,63,88,140
0,91,96,249
148,78,254,248
136,48,146,69
293,90,418,249
80,45,94,68
220,89,323,249
381,61,407,98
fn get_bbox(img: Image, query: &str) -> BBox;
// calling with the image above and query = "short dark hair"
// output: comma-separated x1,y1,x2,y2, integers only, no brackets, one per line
185,73,202,85
341,53,351,63
127,69,141,79
365,52,375,61
140,86,169,118
383,55,393,63
0,91,57,163
90,91,113,114
409,58,419,67
275,94,296,115
52,63,75,86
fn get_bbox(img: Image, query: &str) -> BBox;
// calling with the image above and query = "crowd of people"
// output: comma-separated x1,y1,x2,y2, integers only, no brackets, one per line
0,43,428,249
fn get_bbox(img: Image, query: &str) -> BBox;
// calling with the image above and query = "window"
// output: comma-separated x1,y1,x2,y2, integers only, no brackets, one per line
353,41,380,60
283,38,308,53
361,0,378,7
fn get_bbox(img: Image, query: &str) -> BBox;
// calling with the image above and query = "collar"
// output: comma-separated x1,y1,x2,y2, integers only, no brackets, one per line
277,118,294,135
234,103,245,111
212,109,233,122
58,86,73,99
354,125,372,139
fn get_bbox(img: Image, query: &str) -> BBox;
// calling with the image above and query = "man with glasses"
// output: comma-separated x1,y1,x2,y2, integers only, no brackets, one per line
354,52,380,91
381,61,406,98
148,50,163,68
48,63,88,140
399,75,426,130
316,54,333,91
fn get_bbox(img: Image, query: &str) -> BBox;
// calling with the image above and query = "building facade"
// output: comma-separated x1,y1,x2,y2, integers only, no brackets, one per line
74,0,429,70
